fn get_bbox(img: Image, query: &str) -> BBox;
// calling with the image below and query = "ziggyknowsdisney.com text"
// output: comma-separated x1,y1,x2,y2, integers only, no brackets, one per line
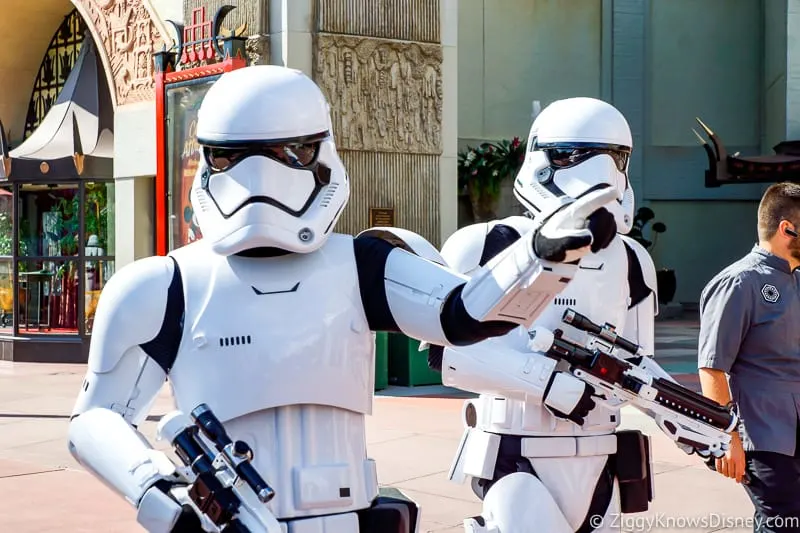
589,512,800,531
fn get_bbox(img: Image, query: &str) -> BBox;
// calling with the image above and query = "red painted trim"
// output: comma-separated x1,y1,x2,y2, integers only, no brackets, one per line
154,66,168,256
165,63,228,83
162,55,245,83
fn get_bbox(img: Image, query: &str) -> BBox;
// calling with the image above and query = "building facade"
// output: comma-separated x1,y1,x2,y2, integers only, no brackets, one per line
0,0,797,361
0,0,457,362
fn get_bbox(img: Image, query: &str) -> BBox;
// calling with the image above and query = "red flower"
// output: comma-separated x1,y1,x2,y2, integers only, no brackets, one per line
511,137,520,149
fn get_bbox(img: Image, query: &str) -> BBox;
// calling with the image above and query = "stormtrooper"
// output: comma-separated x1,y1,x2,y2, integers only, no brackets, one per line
65,67,619,533
438,97,682,533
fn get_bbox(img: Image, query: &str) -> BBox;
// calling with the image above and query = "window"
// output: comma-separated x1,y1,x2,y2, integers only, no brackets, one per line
0,186,13,334
18,183,79,334
14,181,115,336
24,9,87,139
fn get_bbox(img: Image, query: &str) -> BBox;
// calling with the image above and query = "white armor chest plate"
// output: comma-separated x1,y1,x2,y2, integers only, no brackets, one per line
533,237,630,339
167,235,375,424
477,237,632,437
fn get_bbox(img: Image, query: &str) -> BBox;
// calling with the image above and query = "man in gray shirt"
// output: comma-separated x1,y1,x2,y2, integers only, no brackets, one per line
698,181,800,533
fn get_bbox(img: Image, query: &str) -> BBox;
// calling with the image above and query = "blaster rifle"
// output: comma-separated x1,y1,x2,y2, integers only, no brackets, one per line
528,308,739,460
158,404,281,532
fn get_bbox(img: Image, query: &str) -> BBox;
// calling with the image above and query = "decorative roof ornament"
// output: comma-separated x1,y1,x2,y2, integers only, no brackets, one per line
0,33,113,181
694,117,800,187
161,5,247,70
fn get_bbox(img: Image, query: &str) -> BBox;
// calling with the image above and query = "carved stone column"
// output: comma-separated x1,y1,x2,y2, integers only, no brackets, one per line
310,0,455,246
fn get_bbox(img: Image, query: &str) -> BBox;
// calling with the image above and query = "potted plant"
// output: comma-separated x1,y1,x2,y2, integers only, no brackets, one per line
458,137,526,221
627,207,676,305
0,211,14,257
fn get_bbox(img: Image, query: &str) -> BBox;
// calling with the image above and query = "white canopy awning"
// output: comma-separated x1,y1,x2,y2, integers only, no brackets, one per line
0,33,114,180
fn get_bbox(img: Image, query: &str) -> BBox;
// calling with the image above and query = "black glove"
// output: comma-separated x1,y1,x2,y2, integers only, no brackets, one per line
531,187,620,263
586,207,616,253
542,371,597,426
533,226,592,263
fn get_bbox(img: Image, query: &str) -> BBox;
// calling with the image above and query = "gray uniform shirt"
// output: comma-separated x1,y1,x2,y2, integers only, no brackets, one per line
698,245,800,455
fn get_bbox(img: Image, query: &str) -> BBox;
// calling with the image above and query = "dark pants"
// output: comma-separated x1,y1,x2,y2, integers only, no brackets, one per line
744,432,800,532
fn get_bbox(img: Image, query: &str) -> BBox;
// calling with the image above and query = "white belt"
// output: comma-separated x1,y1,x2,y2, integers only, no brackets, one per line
520,434,617,458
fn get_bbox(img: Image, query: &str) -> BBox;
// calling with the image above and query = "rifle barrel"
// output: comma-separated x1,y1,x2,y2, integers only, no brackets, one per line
544,331,736,432
650,377,737,431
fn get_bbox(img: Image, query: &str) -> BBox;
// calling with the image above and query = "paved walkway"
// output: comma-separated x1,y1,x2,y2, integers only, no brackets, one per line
0,316,759,532
652,313,704,392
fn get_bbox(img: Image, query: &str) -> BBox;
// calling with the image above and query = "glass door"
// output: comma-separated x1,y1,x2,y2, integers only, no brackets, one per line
16,183,80,335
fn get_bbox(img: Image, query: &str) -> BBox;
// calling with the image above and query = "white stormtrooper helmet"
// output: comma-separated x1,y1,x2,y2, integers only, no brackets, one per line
190,65,350,255
514,97,635,233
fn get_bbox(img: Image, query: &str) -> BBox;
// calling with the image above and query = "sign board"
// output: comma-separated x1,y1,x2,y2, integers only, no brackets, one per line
164,78,217,250
369,207,395,227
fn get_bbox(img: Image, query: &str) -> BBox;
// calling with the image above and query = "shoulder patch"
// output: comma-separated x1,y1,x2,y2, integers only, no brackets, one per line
761,283,780,303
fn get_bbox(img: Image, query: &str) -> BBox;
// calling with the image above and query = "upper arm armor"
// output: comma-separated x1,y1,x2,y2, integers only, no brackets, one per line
88,255,180,373
382,246,471,344
492,215,538,236
441,216,536,276
440,223,494,275
359,220,573,345
72,255,180,425
621,291,656,357
355,227,515,345
355,228,458,337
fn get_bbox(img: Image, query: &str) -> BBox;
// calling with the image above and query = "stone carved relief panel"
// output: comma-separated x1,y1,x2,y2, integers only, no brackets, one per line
76,0,166,105
314,34,443,155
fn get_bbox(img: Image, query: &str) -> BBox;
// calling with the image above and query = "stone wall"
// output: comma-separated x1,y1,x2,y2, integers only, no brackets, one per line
313,0,443,245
